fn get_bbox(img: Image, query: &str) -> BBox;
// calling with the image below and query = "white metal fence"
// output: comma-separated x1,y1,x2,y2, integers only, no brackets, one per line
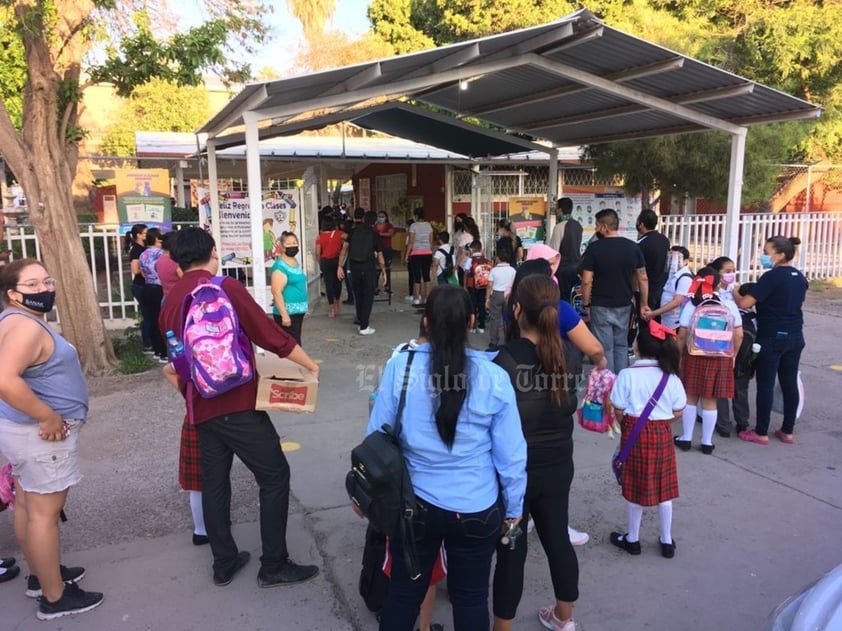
660,212,842,282
4,213,840,322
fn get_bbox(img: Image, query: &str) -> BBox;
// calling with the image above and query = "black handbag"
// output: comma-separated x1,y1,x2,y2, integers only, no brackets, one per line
346,350,421,579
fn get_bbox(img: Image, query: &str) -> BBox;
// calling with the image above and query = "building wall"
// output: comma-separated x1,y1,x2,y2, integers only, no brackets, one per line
353,163,446,225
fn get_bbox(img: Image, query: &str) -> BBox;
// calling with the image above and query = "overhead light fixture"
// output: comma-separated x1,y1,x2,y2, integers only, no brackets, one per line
459,80,470,91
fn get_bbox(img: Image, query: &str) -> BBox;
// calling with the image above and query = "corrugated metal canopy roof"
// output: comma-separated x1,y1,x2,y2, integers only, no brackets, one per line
200,9,821,151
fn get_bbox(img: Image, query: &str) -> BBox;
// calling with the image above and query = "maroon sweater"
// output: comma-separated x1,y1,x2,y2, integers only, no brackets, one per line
159,270,298,425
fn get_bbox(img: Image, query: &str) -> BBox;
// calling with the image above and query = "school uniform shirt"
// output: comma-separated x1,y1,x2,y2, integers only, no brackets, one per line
488,263,516,294
610,359,687,419
432,244,455,276
660,264,693,330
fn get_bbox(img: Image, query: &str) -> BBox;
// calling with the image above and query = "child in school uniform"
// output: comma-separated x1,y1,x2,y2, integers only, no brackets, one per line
463,240,491,333
610,319,687,558
673,267,743,454
485,243,517,349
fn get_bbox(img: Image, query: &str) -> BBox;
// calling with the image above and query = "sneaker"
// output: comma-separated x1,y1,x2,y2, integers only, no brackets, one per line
257,560,319,588
359,327,376,336
155,354,168,364
142,346,154,355
477,328,485,334
213,550,250,587
404,295,414,303
37,582,103,620
538,606,576,631
0,564,20,583
568,526,590,546
26,565,85,598
412,297,421,306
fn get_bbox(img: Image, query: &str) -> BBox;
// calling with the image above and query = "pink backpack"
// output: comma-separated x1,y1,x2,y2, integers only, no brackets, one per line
577,368,617,433
179,277,254,399
688,299,735,358
0,463,14,511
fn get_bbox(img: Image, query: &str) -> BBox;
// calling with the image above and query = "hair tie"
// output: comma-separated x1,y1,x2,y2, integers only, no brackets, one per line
540,301,556,310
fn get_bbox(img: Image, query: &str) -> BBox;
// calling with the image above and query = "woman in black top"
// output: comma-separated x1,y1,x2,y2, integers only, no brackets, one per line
492,274,579,631
124,223,151,351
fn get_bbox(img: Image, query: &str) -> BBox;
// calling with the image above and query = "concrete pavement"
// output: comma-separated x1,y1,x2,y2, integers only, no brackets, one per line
1,281,840,630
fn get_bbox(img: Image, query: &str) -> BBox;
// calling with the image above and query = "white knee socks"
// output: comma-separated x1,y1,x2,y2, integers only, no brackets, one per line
189,490,206,536
700,408,717,446
626,502,644,543
681,403,697,441
658,501,673,545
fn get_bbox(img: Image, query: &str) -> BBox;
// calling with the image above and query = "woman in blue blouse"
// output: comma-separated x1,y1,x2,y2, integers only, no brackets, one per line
367,285,527,631
270,231,308,344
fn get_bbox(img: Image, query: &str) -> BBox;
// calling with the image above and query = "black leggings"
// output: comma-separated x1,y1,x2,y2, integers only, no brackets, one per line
140,283,165,356
493,440,579,620
273,313,304,346
319,258,341,305
410,254,432,283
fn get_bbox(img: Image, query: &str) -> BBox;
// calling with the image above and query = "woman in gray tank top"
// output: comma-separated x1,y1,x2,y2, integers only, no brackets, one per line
0,259,104,620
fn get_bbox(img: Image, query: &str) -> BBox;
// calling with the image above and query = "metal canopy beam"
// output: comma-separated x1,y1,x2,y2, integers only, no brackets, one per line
524,53,744,134
520,83,756,131
542,26,603,54
202,85,268,139
467,56,685,117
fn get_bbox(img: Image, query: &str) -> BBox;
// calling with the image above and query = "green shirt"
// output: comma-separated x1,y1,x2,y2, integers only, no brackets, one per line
272,258,308,316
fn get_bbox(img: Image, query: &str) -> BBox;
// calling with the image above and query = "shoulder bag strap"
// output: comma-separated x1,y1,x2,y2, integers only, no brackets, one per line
616,372,670,467
387,350,416,438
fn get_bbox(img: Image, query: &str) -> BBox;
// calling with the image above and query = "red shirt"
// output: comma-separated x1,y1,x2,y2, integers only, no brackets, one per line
316,230,344,260
156,254,181,297
375,221,395,250
159,270,297,425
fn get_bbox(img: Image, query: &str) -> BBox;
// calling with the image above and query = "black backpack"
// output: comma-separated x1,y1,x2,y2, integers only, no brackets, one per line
346,351,421,578
734,311,757,379
437,246,454,278
348,226,376,263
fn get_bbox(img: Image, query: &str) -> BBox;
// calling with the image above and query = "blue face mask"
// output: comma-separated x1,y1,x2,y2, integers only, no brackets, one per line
377,217,386,224
760,253,774,269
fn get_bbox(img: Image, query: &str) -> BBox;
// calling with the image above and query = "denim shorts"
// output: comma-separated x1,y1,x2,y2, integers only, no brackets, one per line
0,418,84,494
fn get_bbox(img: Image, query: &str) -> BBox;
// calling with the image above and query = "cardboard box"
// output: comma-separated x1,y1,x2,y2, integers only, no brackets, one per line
255,353,318,413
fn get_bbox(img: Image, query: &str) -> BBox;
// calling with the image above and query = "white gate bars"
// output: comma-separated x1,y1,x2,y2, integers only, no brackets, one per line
660,212,842,282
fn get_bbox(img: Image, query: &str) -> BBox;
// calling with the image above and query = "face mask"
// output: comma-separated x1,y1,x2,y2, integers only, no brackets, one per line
377,217,386,224
19,290,56,313
721,272,736,285
594,231,604,240
760,254,774,269
284,247,299,258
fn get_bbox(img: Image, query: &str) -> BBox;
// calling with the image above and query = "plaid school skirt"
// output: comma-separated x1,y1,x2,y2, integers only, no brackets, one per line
620,415,679,506
681,350,735,399
178,419,202,492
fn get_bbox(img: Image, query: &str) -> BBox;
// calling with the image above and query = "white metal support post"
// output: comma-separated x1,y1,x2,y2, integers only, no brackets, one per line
207,141,222,251
725,128,747,268
244,113,268,310
445,165,454,231
547,147,559,242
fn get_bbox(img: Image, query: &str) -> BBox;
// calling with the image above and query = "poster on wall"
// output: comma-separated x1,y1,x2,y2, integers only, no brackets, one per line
215,189,302,266
566,188,641,246
507,196,547,246
114,169,172,234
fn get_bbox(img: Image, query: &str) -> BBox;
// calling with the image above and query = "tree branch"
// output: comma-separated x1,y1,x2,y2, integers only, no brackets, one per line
0,98,26,178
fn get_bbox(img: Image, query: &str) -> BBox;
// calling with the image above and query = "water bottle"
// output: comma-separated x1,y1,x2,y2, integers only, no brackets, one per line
751,343,761,362
165,331,184,363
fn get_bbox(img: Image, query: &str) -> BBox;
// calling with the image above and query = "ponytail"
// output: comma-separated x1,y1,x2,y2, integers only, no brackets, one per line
424,286,470,448
514,275,567,404
124,223,148,253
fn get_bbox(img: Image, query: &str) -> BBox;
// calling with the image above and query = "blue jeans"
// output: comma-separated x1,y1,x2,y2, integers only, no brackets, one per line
131,284,152,348
380,498,502,631
589,304,632,374
754,334,805,436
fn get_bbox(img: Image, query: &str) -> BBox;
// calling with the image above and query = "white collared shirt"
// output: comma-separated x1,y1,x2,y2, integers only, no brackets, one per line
610,359,687,419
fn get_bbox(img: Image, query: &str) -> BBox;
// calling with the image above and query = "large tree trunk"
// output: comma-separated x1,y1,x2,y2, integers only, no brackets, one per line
2,0,116,374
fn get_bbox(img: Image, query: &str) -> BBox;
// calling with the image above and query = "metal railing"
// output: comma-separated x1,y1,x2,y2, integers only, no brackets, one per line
660,211,842,282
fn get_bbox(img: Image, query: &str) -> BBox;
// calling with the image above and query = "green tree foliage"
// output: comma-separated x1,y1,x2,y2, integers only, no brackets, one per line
0,0,271,373
100,79,211,157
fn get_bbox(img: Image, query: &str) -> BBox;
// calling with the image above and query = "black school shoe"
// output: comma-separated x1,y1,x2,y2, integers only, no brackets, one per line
673,436,691,452
257,559,319,588
609,532,641,555
37,582,104,620
701,444,715,455
192,534,210,546
26,565,85,598
660,539,677,559
213,550,251,587
0,564,20,583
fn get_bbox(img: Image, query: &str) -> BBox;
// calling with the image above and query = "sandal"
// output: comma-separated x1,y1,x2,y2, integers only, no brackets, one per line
738,429,769,445
774,429,795,444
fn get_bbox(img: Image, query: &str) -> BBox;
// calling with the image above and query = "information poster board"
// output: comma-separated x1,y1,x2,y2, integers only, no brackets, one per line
565,188,641,247
115,169,172,234
214,189,301,267
508,196,547,246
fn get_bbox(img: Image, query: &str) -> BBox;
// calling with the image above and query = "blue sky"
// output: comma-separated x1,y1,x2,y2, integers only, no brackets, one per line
252,0,372,75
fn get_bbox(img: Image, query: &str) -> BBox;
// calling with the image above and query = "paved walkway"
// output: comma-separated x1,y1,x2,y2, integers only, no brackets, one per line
2,285,840,630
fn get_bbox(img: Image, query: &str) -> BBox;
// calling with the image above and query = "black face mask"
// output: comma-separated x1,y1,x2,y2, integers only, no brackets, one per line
594,231,605,240
284,247,299,258
19,290,56,313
